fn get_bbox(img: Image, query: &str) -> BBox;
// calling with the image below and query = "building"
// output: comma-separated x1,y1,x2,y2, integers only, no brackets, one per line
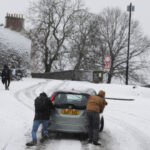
0,13,31,70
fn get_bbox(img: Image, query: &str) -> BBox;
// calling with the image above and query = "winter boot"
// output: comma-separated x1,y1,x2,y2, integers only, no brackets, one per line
40,134,49,143
87,139,92,144
93,141,101,145
26,140,37,146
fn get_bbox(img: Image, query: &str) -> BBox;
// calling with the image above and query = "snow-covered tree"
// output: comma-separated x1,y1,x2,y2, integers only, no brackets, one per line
68,10,97,70
27,0,83,73
93,8,150,83
0,28,30,70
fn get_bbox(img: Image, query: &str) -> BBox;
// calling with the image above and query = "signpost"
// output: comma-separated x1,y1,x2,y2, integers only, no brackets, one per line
126,3,135,85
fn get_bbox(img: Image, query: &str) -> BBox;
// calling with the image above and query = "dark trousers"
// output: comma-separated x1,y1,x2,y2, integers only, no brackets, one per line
4,79,10,89
86,110,100,142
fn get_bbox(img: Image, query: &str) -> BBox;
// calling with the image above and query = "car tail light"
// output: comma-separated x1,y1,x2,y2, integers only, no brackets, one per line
50,93,55,101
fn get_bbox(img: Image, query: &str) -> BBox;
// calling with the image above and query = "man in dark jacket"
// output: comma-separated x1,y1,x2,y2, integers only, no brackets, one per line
86,90,107,145
1,65,12,90
26,92,54,146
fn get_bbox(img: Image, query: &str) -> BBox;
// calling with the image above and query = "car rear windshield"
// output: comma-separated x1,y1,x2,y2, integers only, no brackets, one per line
54,93,89,109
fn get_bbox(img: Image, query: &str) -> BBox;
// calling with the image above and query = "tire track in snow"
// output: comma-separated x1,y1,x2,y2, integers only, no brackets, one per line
14,81,49,111
14,80,67,111
33,80,105,150
25,80,106,150
23,80,84,150
22,80,78,150
105,114,150,150
21,80,150,150
45,80,69,94
23,80,50,100
15,80,106,150
108,108,150,123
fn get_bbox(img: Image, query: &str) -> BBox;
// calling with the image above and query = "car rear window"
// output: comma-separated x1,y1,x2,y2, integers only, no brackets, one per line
54,93,89,109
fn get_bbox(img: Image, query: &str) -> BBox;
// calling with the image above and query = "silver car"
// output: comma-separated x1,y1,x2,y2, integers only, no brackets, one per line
48,89,104,135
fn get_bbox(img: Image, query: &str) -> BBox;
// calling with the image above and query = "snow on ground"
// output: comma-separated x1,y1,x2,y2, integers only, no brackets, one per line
0,78,150,150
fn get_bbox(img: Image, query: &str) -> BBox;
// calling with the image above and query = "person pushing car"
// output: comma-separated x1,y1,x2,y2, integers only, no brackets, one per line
86,90,107,145
26,92,55,146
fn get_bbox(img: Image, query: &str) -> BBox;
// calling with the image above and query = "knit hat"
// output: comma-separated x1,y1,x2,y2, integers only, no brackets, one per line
4,64,8,69
98,90,105,98
40,92,47,97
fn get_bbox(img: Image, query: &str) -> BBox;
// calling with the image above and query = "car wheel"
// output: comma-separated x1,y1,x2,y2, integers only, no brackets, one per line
77,133,88,141
82,133,88,140
99,116,104,132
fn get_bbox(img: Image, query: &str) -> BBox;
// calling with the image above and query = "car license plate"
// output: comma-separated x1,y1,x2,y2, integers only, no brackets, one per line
61,109,80,115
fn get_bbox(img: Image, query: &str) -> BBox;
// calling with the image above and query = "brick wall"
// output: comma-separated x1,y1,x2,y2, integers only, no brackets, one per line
5,13,24,31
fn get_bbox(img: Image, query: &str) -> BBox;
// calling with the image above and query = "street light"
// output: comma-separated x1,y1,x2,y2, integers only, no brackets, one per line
126,3,135,85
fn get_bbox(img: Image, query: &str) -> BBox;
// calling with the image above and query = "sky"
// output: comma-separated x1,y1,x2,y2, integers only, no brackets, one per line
0,0,150,37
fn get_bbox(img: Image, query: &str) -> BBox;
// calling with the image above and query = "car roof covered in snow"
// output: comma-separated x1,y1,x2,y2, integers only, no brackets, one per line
53,88,97,96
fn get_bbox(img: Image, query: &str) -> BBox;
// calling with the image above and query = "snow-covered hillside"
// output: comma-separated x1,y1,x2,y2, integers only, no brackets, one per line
0,26,31,69
0,27,31,52
0,78,150,150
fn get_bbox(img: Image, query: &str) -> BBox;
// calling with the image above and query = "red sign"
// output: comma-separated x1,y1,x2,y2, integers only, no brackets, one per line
104,56,111,69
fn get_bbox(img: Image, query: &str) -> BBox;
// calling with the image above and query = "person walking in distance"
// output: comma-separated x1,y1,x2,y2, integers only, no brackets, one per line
1,65,12,90
11,67,16,80
26,92,55,146
86,90,107,145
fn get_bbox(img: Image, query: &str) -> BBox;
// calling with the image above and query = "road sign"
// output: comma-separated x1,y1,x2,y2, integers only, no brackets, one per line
104,56,111,69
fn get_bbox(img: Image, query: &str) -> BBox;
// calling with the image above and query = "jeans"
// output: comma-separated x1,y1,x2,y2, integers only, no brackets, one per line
32,120,48,141
86,110,100,142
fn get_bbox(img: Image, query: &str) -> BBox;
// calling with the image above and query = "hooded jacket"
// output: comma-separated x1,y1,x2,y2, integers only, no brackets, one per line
34,92,54,120
86,90,106,113
1,65,11,80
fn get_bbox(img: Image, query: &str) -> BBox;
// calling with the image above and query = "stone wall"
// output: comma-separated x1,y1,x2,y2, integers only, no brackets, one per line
31,70,103,83
5,13,24,31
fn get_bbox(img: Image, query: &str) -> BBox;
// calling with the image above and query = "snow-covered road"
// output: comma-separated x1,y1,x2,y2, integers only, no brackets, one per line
0,78,150,150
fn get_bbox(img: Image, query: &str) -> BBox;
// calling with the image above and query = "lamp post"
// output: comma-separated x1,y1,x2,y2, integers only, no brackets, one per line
126,3,135,85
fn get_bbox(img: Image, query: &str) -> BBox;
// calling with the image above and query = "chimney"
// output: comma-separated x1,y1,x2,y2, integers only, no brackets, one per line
5,13,24,32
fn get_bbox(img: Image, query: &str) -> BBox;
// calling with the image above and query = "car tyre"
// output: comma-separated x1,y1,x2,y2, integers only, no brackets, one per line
99,116,104,132
41,129,44,137
75,133,88,141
